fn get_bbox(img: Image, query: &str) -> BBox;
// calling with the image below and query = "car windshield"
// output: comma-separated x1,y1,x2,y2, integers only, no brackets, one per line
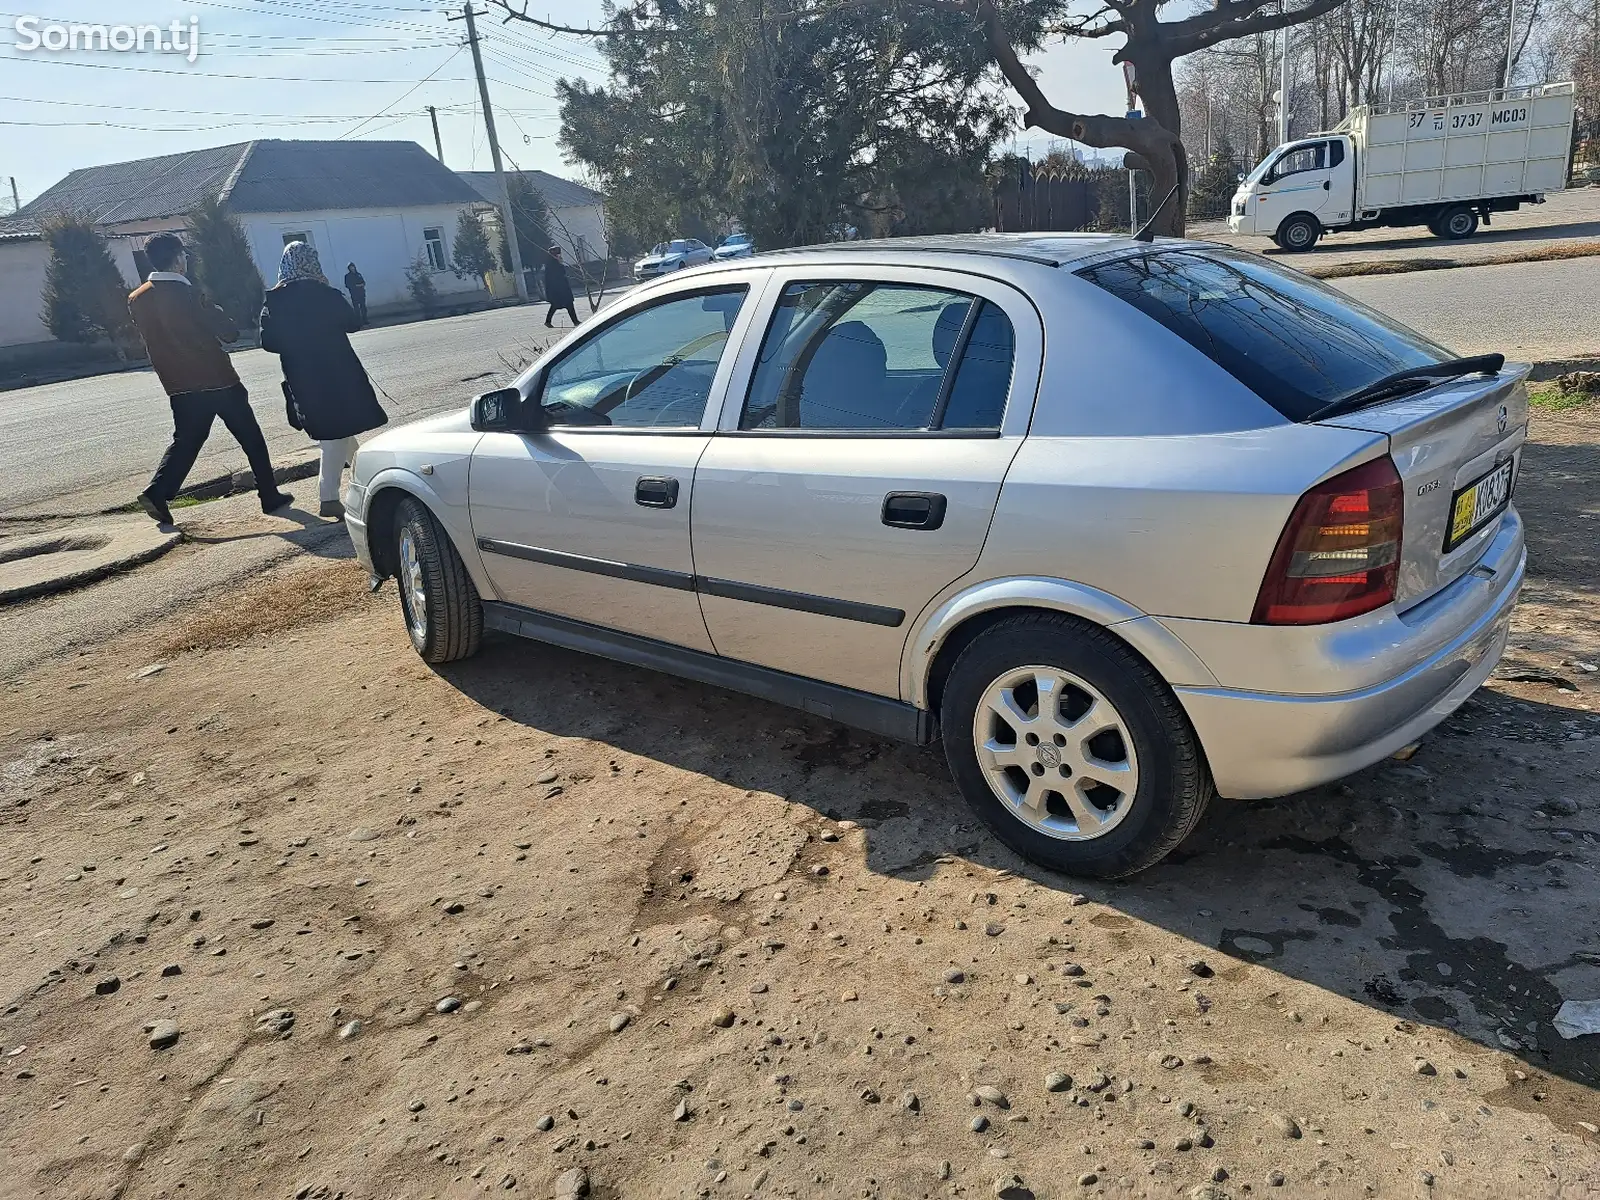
1244,148,1285,185
649,243,669,256
669,239,693,253
723,235,749,246
1077,249,1452,421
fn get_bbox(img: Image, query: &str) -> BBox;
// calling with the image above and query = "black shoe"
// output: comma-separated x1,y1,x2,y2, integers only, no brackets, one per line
260,490,294,514
137,491,174,526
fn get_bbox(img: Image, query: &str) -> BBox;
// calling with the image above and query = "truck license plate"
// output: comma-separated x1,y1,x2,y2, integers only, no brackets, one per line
1445,459,1514,551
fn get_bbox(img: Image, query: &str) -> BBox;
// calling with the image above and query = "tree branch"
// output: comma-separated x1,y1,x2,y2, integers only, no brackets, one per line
1164,0,1349,58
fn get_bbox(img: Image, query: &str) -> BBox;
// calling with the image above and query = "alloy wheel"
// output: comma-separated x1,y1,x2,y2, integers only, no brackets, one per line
971,665,1140,841
398,525,428,642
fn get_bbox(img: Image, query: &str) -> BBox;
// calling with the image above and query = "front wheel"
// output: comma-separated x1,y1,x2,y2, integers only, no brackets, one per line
941,613,1214,878
393,496,482,663
1276,213,1321,251
1435,205,1479,240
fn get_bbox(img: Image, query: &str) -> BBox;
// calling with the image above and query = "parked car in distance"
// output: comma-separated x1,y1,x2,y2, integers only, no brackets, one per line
634,238,713,280
713,233,755,260
345,233,1527,879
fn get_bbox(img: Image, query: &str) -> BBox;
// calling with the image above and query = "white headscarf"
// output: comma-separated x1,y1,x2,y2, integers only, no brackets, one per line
277,240,325,286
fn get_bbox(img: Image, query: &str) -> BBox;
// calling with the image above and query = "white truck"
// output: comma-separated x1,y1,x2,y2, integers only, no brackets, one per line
1227,82,1577,250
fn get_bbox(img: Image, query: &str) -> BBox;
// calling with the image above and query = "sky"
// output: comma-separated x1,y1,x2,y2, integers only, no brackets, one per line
1,0,1130,212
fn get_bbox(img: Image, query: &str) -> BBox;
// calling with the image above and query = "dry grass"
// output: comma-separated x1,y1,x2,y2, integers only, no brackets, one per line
156,557,373,654
1306,239,1600,279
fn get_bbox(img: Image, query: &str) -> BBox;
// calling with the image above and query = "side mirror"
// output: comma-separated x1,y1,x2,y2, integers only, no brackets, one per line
1236,171,1246,182
470,387,545,433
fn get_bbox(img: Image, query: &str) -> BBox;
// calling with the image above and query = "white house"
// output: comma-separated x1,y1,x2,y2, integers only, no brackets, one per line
2,139,493,370
457,169,609,267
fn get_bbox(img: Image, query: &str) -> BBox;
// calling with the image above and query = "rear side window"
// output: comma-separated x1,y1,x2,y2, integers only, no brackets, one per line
1077,250,1449,421
740,281,1016,431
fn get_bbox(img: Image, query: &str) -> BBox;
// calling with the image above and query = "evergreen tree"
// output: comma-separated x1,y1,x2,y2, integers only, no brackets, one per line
188,194,265,330
498,176,553,281
451,210,497,287
405,254,439,315
39,213,131,345
1187,137,1242,220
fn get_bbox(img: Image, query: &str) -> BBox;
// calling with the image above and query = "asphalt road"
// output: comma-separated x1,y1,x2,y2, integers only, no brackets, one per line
1334,255,1600,364
1,257,1595,515
0,304,581,517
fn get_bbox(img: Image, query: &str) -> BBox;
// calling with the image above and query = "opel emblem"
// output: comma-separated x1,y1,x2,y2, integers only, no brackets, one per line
1037,743,1062,769
1496,404,1508,434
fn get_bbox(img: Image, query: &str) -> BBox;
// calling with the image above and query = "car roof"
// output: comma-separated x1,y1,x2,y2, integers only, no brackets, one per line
669,232,1215,275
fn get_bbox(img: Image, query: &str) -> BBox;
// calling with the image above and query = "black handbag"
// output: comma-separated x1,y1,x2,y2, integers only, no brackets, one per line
281,380,304,432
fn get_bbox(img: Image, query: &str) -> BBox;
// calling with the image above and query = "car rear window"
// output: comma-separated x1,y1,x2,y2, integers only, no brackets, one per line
1077,249,1451,420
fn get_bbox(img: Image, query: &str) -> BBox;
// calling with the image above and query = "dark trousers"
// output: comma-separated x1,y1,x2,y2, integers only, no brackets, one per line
545,301,579,327
147,382,277,502
350,290,368,326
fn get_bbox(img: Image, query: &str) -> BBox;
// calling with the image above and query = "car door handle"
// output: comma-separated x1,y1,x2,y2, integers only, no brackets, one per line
882,491,947,531
635,476,680,509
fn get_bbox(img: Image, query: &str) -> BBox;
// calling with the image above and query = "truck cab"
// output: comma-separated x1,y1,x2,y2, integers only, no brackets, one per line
1228,135,1356,250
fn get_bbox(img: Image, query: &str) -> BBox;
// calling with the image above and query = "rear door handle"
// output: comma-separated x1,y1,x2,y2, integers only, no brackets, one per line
635,476,680,509
882,491,947,531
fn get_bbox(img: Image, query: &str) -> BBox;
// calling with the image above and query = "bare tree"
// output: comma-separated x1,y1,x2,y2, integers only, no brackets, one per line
491,0,1350,236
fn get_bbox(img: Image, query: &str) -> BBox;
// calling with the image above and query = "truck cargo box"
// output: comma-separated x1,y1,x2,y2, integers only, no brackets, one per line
1337,82,1576,211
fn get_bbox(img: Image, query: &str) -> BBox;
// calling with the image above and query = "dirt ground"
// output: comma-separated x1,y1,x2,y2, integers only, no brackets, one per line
2,411,1598,1200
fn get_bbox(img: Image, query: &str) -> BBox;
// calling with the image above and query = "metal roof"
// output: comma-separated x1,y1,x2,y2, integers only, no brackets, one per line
456,169,603,210
18,139,481,226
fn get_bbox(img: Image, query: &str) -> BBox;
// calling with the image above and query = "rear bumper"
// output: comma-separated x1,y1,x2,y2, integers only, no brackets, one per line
1174,515,1525,798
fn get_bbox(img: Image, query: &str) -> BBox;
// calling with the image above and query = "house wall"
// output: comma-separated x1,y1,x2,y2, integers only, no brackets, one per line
0,239,52,350
239,203,487,308
546,202,609,265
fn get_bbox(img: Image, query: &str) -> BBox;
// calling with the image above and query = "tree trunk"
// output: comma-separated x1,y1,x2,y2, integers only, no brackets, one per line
1128,53,1190,236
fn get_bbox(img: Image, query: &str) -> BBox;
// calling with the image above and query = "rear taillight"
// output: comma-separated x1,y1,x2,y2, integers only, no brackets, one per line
1252,456,1404,625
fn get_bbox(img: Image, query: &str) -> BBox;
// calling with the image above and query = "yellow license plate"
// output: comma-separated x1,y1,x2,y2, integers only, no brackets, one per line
1446,459,1514,551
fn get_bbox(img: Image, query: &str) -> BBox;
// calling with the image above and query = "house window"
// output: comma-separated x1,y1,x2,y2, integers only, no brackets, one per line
423,227,447,272
282,231,310,247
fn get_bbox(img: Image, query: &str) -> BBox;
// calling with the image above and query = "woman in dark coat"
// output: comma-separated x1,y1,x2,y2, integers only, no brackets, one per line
260,241,386,518
542,245,579,328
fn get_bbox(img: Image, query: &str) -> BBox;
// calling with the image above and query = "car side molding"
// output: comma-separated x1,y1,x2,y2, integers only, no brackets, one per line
482,601,937,744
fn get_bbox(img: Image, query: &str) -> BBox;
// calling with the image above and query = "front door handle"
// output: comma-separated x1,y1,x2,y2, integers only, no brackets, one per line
882,491,947,531
635,476,679,509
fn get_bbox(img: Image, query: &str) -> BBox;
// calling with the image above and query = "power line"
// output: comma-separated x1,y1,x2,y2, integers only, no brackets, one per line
339,44,466,140
3,54,475,83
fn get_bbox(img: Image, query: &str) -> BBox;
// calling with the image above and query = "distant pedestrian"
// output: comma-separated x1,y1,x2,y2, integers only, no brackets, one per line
343,262,368,327
543,245,579,328
260,241,387,519
129,232,292,526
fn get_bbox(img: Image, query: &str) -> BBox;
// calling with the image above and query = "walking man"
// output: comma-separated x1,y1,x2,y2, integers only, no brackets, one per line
343,262,368,327
130,233,292,525
542,245,579,328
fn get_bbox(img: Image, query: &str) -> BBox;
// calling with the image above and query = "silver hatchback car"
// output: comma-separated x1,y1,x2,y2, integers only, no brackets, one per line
345,234,1526,878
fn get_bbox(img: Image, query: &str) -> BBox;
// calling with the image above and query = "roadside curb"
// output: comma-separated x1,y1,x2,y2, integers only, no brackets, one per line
0,519,184,606
1304,240,1600,279
98,450,322,516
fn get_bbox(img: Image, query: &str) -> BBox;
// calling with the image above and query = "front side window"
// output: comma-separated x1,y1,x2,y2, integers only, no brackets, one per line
424,227,447,271
1078,249,1450,421
538,288,748,428
1268,142,1327,183
739,281,1016,432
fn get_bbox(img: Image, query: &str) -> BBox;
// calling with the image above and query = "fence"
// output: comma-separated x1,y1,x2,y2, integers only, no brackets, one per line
993,169,1097,233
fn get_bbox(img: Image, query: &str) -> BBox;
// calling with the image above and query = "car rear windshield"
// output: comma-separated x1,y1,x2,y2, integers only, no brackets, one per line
1077,249,1452,421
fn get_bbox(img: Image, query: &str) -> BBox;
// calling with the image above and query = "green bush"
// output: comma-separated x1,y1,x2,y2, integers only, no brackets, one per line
40,213,132,345
188,194,265,331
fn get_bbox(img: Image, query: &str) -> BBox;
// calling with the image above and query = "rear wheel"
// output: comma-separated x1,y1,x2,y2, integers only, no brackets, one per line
1276,213,1321,252
1435,205,1479,240
394,496,482,663
940,613,1214,878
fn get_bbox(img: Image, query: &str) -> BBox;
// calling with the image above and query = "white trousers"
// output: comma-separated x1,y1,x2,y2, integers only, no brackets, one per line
319,436,357,503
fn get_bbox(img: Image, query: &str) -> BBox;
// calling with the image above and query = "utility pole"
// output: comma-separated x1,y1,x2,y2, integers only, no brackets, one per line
451,4,526,301
427,106,445,164
1504,0,1519,91
7,177,18,215
1278,18,1291,145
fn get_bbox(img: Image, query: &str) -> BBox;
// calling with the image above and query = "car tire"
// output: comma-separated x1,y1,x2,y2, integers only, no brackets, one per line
1276,213,1321,251
940,613,1214,879
394,496,482,664
1435,205,1479,240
